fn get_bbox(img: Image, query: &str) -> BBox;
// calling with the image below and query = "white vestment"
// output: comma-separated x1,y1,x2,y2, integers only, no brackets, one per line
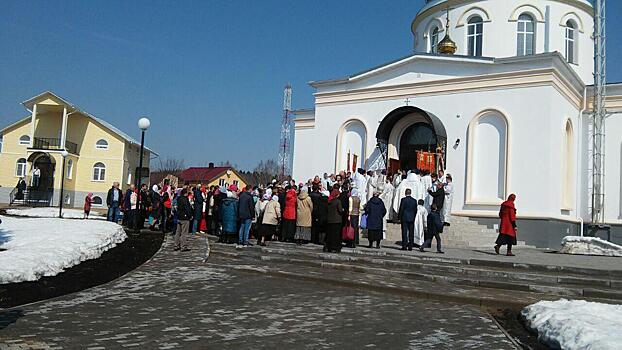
422,175,433,210
414,204,428,246
393,173,422,214
380,181,394,229
441,182,454,224
366,174,377,202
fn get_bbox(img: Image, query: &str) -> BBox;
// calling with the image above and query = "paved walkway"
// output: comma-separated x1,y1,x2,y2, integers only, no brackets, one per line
0,234,516,350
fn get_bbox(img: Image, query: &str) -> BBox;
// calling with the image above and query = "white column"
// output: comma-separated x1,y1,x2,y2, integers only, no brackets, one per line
30,103,37,147
60,106,68,151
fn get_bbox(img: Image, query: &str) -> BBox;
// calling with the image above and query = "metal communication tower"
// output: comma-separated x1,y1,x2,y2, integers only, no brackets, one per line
591,0,606,224
278,84,293,178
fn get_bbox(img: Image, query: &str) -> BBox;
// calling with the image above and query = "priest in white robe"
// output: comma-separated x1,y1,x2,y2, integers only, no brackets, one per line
421,172,433,210
441,174,454,225
353,168,368,207
379,175,394,230
414,199,427,247
393,172,421,215
366,171,377,203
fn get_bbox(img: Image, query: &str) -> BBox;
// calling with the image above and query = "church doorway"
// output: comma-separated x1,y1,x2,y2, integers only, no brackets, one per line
376,106,447,176
28,152,55,191
399,123,438,171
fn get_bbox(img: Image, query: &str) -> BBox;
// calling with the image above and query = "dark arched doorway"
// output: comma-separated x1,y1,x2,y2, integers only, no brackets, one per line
27,152,55,191
399,123,438,170
376,106,447,174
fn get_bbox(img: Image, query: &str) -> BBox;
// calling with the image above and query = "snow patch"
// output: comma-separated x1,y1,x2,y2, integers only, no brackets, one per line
560,236,622,257
522,299,622,350
0,215,126,284
5,207,106,220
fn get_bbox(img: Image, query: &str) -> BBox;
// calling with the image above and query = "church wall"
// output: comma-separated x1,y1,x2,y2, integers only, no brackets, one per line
413,0,594,83
604,114,622,224
299,83,582,222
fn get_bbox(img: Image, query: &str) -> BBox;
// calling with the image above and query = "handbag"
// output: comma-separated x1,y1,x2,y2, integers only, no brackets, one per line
360,213,368,230
342,220,355,241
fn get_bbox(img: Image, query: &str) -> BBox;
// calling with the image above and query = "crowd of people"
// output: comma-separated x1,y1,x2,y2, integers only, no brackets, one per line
101,166,518,256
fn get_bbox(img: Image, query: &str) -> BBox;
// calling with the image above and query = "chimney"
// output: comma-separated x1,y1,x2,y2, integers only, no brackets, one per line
208,162,214,168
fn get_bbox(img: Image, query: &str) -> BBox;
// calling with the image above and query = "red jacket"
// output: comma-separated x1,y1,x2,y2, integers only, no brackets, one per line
499,194,517,237
283,189,297,220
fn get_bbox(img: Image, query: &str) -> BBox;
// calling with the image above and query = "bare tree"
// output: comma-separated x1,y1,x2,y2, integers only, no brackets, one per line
251,159,279,185
155,157,186,173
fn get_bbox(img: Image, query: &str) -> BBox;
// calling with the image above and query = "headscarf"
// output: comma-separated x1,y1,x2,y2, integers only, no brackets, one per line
201,185,207,194
271,195,279,202
262,193,270,200
300,186,308,194
328,189,340,203
87,192,93,198
152,185,158,192
501,194,516,210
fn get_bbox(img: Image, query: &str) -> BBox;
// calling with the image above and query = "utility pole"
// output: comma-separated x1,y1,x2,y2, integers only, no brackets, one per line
278,84,292,179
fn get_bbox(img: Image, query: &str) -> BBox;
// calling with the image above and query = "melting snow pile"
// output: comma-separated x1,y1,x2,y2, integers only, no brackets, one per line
559,236,622,257
0,215,126,284
522,299,622,350
5,207,105,220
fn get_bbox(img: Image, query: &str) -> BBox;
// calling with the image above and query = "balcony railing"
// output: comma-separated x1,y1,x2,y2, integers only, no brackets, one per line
31,137,79,155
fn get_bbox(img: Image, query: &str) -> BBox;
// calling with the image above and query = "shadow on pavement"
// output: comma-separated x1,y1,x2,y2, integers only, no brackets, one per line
0,309,24,330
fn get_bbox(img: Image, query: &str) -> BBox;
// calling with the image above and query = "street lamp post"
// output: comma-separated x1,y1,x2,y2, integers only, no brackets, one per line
134,117,150,234
59,150,69,218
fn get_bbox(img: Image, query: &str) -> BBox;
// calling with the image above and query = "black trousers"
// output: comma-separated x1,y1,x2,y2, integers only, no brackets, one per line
423,234,442,252
401,221,415,249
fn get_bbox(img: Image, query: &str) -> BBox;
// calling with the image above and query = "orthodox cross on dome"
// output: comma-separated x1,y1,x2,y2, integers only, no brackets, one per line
404,97,411,106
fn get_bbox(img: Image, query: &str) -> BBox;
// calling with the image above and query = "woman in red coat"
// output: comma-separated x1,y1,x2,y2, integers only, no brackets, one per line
281,186,298,242
495,194,517,256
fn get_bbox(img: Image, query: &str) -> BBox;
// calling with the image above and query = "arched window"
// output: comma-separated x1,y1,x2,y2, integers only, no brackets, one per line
66,159,74,179
517,14,535,56
467,16,483,56
565,20,577,64
16,158,27,177
429,26,440,53
92,196,103,207
96,139,109,150
93,162,106,181
562,120,574,208
19,135,31,145
467,111,508,203
0,134,4,153
337,120,367,172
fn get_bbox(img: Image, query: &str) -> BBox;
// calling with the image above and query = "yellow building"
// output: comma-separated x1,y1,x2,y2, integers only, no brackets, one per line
0,91,156,209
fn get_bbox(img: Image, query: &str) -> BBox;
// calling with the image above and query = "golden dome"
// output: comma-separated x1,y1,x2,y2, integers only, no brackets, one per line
437,7,457,55
437,33,457,54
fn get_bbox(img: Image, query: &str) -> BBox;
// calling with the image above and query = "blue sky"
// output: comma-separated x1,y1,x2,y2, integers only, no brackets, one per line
1,0,621,171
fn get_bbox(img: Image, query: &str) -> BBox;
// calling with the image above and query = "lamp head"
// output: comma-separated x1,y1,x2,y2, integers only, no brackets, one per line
61,150,69,158
138,117,151,131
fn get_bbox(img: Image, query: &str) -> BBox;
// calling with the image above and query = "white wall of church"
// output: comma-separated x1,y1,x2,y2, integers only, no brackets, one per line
604,115,622,223
413,0,594,83
294,83,585,221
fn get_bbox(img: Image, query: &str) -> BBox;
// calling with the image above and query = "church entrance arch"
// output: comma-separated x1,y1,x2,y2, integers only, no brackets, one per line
27,152,55,191
376,106,447,175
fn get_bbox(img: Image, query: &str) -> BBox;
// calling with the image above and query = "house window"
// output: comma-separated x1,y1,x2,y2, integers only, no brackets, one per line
517,14,535,56
219,178,225,187
16,158,27,177
467,16,483,57
92,196,103,207
19,135,31,145
0,134,3,153
565,20,577,64
96,139,109,150
64,194,71,205
66,159,74,179
429,26,440,53
93,162,106,181
233,180,239,187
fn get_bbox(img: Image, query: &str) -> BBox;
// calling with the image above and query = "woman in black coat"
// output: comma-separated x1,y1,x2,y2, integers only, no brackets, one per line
364,191,387,249
324,189,344,253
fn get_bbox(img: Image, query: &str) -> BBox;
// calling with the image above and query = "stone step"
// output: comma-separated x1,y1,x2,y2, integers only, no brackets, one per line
211,243,622,303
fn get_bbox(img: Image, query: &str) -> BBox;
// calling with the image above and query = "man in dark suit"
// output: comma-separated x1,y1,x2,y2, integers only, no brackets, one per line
398,188,418,251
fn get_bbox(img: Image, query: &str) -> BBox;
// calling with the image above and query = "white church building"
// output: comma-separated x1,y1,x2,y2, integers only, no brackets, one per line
292,0,622,248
